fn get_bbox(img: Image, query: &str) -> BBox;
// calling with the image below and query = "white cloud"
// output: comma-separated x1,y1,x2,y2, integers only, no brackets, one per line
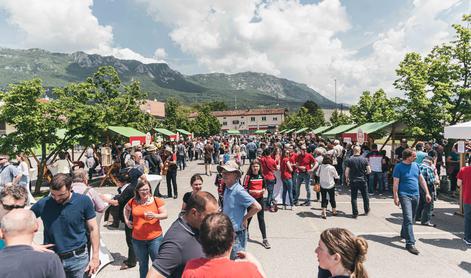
0,0,160,64
136,0,465,103
153,48,167,60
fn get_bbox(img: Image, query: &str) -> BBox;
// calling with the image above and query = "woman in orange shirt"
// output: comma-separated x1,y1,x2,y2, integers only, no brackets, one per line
124,180,168,278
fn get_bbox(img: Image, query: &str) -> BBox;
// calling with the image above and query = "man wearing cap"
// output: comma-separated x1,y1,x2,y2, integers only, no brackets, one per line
145,145,163,175
220,161,262,260
294,145,317,206
120,143,133,169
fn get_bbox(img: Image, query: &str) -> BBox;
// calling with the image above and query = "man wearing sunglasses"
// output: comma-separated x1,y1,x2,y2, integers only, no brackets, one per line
0,185,28,250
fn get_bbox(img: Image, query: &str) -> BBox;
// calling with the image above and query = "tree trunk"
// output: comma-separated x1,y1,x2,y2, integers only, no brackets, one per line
34,142,48,194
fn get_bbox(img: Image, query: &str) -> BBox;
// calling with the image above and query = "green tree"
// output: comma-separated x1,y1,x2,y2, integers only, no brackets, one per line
163,97,190,131
191,105,221,137
0,79,66,193
349,89,398,124
280,106,323,130
302,100,325,124
394,14,470,139
329,110,352,126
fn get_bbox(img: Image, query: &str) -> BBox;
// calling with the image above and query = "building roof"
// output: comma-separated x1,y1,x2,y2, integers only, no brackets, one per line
189,108,286,118
140,100,165,118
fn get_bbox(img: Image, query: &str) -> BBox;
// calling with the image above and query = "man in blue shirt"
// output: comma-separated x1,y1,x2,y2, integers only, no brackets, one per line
393,148,432,255
219,161,261,260
31,174,100,277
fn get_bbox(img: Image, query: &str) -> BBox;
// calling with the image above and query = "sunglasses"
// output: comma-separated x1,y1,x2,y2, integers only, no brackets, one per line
2,203,26,210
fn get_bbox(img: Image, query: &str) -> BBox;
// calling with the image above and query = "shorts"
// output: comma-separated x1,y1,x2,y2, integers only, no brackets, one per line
204,157,212,164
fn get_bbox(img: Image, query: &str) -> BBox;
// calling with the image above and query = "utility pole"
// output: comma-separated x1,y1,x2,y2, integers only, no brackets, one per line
334,78,337,110
234,95,237,109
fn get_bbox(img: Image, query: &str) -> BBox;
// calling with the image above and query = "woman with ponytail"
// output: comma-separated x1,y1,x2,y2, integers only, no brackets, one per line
315,228,368,278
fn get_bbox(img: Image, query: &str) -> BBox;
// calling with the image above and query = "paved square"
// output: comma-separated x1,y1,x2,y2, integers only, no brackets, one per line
36,160,471,277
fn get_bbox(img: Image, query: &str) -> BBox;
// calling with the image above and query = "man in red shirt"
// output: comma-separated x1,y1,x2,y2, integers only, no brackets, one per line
294,145,317,206
182,213,265,278
457,157,471,247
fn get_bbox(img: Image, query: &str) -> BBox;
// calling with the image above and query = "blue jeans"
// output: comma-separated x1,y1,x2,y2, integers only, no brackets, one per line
133,236,163,278
464,204,471,242
230,230,247,260
291,172,298,198
177,154,186,170
265,179,276,206
295,172,311,204
62,249,89,278
399,194,419,246
369,171,384,193
282,178,294,206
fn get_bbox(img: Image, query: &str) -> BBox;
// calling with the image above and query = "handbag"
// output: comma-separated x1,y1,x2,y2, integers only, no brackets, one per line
312,165,322,192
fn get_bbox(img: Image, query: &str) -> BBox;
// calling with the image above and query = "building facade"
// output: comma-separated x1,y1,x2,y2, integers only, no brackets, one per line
191,108,286,134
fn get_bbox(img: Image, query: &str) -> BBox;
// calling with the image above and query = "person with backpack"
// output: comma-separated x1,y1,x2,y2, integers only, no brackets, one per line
243,160,271,249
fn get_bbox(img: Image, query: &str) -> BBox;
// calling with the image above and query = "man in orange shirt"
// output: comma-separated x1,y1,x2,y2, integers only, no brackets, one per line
182,213,265,278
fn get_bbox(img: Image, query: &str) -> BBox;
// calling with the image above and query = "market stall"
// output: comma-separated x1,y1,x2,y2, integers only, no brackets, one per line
444,120,471,215
154,128,177,141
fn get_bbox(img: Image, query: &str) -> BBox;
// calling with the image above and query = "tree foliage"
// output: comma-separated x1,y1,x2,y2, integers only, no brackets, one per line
191,105,221,137
0,66,156,192
349,89,399,124
280,101,325,130
329,109,352,126
394,14,470,139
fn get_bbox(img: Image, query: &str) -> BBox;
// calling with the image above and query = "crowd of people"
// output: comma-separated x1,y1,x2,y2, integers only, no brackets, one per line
0,132,470,278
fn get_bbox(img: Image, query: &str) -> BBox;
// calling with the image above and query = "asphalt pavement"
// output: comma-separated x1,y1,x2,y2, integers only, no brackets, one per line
35,159,471,277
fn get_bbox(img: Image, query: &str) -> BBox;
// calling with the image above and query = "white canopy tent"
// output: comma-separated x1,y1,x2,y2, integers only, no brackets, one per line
444,121,471,139
443,120,471,216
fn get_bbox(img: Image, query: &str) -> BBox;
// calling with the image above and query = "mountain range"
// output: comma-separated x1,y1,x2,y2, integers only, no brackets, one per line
0,48,339,109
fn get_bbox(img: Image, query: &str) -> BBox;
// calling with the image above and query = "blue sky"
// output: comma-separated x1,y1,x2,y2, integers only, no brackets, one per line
0,0,468,103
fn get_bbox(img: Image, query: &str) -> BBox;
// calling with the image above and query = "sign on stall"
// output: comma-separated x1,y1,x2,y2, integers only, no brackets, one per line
344,137,352,144
357,128,364,145
457,140,465,153
131,140,140,147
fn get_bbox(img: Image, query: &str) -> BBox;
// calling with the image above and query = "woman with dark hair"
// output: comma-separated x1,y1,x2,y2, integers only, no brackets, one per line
123,180,168,278
317,155,339,219
259,148,278,208
182,174,203,211
280,148,295,210
315,228,369,278
243,160,271,249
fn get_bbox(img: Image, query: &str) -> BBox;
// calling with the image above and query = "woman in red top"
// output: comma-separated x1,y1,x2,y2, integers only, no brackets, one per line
260,148,278,208
280,148,295,210
124,180,168,278
244,160,271,249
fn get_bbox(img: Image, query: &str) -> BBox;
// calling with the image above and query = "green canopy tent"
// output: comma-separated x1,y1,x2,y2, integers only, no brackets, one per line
176,128,192,139
342,121,407,151
108,126,147,144
254,130,268,134
154,128,177,141
295,127,309,134
285,128,296,134
312,126,333,135
227,129,241,135
278,129,288,134
321,124,357,138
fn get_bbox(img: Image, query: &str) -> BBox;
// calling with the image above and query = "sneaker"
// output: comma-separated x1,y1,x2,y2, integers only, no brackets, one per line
463,239,471,246
421,222,437,227
352,214,358,219
262,239,271,249
406,244,420,255
291,205,296,211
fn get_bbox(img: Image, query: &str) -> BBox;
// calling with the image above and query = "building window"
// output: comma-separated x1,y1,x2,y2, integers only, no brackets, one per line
273,117,277,121
223,117,226,119
262,116,266,121
223,122,227,126
241,121,245,125
251,117,256,122
232,120,239,124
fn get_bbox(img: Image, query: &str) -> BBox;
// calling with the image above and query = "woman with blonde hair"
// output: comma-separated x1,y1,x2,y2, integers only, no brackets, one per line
315,228,368,278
